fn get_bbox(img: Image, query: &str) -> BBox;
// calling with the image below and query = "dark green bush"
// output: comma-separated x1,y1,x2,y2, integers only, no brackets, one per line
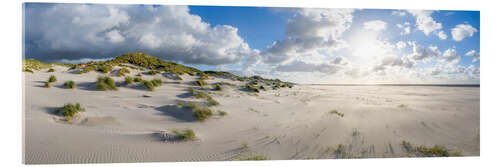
193,106,213,121
134,77,142,82
48,75,57,82
64,80,76,89
172,129,197,141
151,78,162,87
55,103,85,121
97,76,117,91
142,80,155,91
47,68,55,72
124,76,134,85
245,84,259,93
97,65,113,73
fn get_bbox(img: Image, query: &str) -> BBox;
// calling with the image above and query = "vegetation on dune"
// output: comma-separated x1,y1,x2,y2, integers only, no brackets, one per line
48,75,57,82
124,76,134,85
194,80,207,87
133,77,143,82
47,68,55,72
204,71,242,80
329,110,344,117
189,88,219,106
217,110,227,116
54,103,85,121
78,65,97,74
148,70,161,75
245,84,260,93
96,64,113,73
23,59,51,72
117,68,130,77
96,76,117,91
172,129,197,141
151,78,163,87
239,155,270,161
23,68,34,73
401,140,461,157
44,81,51,88
177,102,214,121
64,80,76,89
213,84,223,91
142,80,155,91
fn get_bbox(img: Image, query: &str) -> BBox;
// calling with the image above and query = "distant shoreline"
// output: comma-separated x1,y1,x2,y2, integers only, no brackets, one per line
302,84,480,87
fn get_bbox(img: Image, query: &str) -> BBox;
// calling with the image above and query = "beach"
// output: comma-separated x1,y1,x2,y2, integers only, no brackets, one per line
23,65,480,164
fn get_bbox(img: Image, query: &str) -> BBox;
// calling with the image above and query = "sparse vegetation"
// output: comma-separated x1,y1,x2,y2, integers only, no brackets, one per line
151,78,162,87
96,65,113,73
217,110,227,116
177,102,214,121
54,103,85,121
23,59,51,71
44,81,51,88
47,68,55,72
96,76,117,91
142,80,155,91
194,80,207,87
78,65,97,74
329,110,344,117
64,80,76,89
23,68,34,73
245,84,260,93
239,155,269,161
213,84,223,91
148,70,161,75
124,76,134,85
117,68,130,77
189,88,219,106
172,129,197,141
48,75,57,82
133,77,142,82
401,140,461,157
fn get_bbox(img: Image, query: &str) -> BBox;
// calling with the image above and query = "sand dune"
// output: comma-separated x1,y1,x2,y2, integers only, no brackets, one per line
24,65,479,164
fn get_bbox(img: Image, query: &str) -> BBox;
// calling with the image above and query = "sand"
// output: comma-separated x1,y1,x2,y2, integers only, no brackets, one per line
23,65,480,164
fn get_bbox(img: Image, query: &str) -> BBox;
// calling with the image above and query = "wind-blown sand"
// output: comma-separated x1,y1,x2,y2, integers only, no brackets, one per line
23,65,480,164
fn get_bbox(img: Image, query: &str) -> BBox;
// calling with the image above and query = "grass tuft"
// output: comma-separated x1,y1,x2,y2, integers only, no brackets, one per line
213,84,223,91
64,80,76,89
44,81,51,88
47,68,55,72
96,65,113,73
177,103,214,121
172,129,197,141
124,76,134,85
142,80,155,91
194,80,207,87
401,140,461,157
329,110,344,117
48,75,57,82
189,88,219,106
117,68,130,77
54,103,85,121
245,84,260,93
96,76,117,91
217,110,227,116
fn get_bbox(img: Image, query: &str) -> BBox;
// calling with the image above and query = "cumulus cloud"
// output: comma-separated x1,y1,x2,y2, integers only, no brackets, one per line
451,24,478,41
391,10,407,16
396,22,411,35
363,20,387,31
396,41,407,50
465,50,480,62
407,10,442,36
275,60,344,74
25,4,257,65
437,31,447,40
262,8,355,64
440,48,461,64
408,42,441,62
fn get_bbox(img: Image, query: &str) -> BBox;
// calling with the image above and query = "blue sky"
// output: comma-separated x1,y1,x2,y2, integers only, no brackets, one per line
24,3,480,84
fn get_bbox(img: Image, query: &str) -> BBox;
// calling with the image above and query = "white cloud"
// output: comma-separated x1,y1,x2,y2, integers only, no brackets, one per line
437,31,447,40
451,24,478,41
275,60,344,74
25,4,257,65
407,10,442,36
396,22,411,35
363,20,387,31
408,42,441,62
441,48,461,64
465,50,480,62
396,41,407,50
391,10,407,16
263,8,355,64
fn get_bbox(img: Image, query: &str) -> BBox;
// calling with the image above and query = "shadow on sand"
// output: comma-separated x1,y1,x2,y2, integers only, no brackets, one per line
154,104,197,122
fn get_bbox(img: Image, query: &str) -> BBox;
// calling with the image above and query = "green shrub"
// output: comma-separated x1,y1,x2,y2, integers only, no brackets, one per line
48,75,57,82
117,68,130,77
23,68,34,73
134,77,142,82
143,80,155,91
172,129,197,141
217,110,227,116
214,84,223,91
47,68,55,72
44,81,51,88
96,65,113,73
194,80,207,87
151,78,162,87
96,76,117,91
124,76,134,85
193,106,213,121
55,103,85,121
245,84,259,93
148,70,160,75
78,65,96,74
64,80,76,89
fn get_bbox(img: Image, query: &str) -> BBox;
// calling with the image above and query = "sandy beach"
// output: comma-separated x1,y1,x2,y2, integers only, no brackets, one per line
23,64,479,164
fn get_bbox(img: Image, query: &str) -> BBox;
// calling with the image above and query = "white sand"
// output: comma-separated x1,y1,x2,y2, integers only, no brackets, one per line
23,65,480,164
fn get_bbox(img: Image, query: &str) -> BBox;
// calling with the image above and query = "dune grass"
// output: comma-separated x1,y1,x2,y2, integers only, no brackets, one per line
23,68,34,73
96,76,118,91
329,110,344,117
151,78,163,87
401,140,461,157
78,65,97,74
142,80,155,91
117,68,130,77
48,75,57,83
245,84,260,93
189,88,220,106
239,155,269,161
124,76,134,85
148,70,161,75
55,103,85,121
177,102,214,121
64,80,76,89
47,68,55,72
194,80,207,87
217,110,227,116
172,129,197,141
213,84,223,91
44,81,51,88
133,77,142,82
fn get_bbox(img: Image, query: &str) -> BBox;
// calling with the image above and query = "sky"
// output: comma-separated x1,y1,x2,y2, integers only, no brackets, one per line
23,3,480,84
